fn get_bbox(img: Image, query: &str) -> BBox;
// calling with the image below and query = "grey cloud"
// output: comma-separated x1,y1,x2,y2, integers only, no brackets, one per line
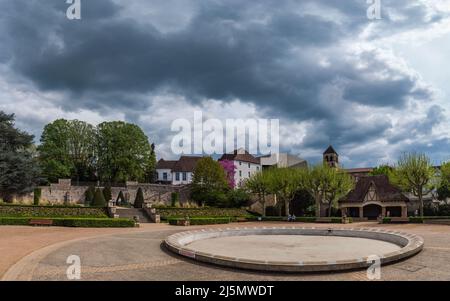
0,0,448,167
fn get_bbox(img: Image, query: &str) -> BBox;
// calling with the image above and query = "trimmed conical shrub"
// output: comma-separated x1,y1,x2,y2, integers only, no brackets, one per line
85,186,95,206
134,187,144,208
103,185,112,202
116,190,126,205
92,188,107,207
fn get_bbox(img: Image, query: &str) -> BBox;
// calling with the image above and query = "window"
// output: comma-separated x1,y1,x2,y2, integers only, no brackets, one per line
239,162,242,166
182,172,187,181
163,172,168,181
239,170,242,177
257,166,260,171
175,172,180,181
248,163,251,168
248,172,251,177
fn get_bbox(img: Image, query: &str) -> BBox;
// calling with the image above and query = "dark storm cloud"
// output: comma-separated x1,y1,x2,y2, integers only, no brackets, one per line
0,0,448,166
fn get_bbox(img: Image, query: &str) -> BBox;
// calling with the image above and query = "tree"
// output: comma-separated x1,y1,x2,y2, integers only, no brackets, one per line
84,186,95,206
266,168,303,216
219,160,236,188
370,165,393,176
191,157,229,206
226,188,251,208
97,121,155,183
438,162,450,201
324,171,354,217
145,143,157,183
245,171,271,216
0,111,41,202
103,184,112,202
38,119,96,183
134,187,144,208
92,188,106,207
116,190,127,206
392,152,436,217
302,164,334,218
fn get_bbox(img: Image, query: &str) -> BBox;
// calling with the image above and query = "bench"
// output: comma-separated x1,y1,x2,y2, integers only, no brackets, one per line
29,219,53,227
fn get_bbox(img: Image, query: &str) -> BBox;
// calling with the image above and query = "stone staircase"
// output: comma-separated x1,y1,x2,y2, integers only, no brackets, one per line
116,208,152,223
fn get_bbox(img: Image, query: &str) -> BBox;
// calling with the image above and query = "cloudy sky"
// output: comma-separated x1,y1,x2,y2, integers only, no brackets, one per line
0,0,449,167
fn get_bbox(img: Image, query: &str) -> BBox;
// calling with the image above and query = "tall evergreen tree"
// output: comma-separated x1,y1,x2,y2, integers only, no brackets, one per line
0,111,41,202
134,187,144,208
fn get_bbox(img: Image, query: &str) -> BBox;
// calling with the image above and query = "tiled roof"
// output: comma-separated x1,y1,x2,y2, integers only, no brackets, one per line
323,145,338,155
339,175,409,203
172,156,203,172
156,159,177,170
219,150,260,165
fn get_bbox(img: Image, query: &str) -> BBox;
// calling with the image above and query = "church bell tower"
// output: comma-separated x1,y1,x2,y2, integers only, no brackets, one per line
323,145,339,168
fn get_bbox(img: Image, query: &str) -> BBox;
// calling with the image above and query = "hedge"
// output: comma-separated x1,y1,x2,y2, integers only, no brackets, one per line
382,217,450,224
168,217,232,226
156,207,255,220
245,216,349,223
0,217,135,228
0,205,108,218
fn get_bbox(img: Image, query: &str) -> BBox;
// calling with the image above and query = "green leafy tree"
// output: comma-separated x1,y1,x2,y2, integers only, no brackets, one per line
0,111,41,202
134,187,144,208
266,168,303,216
245,171,272,216
97,121,155,183
302,164,334,218
392,152,436,217
191,157,229,206
226,188,251,208
324,171,354,217
438,162,450,201
92,188,106,207
38,119,96,183
370,165,393,176
103,184,112,201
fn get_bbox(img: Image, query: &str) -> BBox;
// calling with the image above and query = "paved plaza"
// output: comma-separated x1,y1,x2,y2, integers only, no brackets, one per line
2,222,450,281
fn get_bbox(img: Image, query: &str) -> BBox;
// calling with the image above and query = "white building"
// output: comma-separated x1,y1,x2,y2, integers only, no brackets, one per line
259,153,307,170
219,148,261,187
156,156,202,185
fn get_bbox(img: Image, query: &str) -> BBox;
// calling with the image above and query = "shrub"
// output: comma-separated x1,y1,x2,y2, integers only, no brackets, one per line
0,205,108,218
116,191,128,206
85,186,95,206
134,187,144,208
226,189,251,208
156,207,254,220
171,192,179,207
92,188,106,207
103,185,112,202
0,217,135,227
33,188,41,206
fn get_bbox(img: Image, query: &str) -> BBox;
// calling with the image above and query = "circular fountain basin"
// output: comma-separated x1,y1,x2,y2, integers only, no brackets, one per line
165,227,424,273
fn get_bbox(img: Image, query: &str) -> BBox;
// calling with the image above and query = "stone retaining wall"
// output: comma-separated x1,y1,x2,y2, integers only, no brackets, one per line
11,179,191,206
